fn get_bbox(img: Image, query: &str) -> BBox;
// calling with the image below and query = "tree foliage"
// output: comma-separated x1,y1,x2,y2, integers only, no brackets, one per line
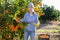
40,5,60,22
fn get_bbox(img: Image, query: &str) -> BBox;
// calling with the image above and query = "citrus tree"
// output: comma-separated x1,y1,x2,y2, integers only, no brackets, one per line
0,0,42,40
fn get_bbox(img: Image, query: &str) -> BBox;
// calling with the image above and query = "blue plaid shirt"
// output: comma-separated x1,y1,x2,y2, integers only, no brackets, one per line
20,12,38,31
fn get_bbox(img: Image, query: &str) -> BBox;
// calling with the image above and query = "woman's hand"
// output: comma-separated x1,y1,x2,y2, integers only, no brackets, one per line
34,21,40,27
15,20,20,23
15,18,20,23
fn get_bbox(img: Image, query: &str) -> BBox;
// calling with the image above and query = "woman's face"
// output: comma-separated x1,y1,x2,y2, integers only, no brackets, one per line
28,6,34,13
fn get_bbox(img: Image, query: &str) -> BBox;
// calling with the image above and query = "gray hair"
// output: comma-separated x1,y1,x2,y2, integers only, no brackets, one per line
28,2,34,8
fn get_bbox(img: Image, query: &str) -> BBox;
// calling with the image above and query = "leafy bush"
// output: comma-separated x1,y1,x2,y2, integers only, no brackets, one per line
40,5,60,22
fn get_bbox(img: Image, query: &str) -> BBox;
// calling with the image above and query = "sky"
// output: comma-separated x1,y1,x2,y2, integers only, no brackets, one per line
42,0,60,11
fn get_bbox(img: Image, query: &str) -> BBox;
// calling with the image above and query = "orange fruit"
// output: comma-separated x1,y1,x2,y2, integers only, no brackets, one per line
5,35,10,38
5,10,10,14
39,13,43,16
21,8,25,12
8,36,10,38
39,34,49,38
39,3,42,6
10,24,15,32
0,13,2,17
10,24,19,32
15,26,19,30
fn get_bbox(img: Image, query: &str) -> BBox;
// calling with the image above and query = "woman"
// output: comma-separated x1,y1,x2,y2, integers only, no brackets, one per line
16,2,38,40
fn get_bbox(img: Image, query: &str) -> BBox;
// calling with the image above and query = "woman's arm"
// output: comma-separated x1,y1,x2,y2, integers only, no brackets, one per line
35,15,38,23
32,14,38,24
20,13,27,22
15,13,27,23
34,14,40,27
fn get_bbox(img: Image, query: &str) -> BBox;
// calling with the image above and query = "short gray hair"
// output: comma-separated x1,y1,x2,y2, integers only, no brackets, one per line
28,2,34,8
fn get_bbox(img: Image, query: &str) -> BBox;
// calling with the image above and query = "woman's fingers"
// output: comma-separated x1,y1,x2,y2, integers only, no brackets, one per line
15,20,20,23
15,18,20,23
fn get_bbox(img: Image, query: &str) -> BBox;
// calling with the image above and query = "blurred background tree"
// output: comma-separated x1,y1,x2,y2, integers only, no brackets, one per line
40,5,60,22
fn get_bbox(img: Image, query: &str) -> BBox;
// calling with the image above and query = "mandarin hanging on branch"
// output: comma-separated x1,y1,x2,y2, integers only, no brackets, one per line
39,3,42,6
10,24,15,32
15,26,19,30
39,13,43,16
21,8,25,12
10,24,19,32
8,35,10,38
0,13,2,17
5,35,11,39
5,10,10,14
32,0,34,2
